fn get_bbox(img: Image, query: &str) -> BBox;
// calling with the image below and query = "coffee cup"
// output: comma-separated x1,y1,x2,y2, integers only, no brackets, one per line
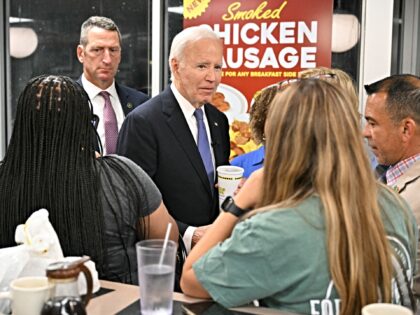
0,276,52,315
217,165,244,207
361,303,413,315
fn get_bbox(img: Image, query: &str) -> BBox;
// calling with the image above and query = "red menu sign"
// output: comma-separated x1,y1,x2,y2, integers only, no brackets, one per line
183,0,333,156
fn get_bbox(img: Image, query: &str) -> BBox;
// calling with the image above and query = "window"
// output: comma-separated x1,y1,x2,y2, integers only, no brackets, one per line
8,1,152,122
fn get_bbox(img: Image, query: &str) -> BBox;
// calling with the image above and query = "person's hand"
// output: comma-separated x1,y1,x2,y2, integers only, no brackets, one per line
234,168,264,210
233,178,247,196
191,224,211,248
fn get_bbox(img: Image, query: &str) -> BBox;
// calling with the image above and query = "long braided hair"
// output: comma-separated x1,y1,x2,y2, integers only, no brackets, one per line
0,75,105,269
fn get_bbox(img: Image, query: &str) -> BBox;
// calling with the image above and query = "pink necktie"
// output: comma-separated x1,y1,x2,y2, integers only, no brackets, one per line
99,91,118,154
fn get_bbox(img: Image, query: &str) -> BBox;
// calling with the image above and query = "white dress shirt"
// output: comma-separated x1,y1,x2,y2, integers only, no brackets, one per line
81,74,125,155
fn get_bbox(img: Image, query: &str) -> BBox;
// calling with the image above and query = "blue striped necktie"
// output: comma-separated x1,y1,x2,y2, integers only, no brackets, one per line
194,108,214,189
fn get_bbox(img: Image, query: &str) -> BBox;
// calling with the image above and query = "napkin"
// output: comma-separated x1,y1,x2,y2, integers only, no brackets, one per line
0,209,100,298
15,209,64,277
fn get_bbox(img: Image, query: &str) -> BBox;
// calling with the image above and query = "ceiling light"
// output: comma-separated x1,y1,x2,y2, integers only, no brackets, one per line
331,13,360,53
10,27,38,59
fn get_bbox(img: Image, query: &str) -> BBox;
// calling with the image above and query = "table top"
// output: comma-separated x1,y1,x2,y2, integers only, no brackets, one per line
86,280,300,315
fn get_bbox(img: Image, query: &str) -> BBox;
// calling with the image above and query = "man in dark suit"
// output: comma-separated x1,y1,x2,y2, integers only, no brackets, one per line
117,25,230,251
77,16,148,155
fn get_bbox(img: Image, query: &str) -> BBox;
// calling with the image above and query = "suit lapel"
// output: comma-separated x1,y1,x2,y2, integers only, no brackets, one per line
395,159,420,193
161,88,213,196
115,83,134,116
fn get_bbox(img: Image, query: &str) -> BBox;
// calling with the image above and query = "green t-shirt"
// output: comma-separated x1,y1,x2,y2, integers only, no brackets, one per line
193,191,417,315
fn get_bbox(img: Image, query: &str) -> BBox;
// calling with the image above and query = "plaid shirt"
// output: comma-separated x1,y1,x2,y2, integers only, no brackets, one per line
386,153,420,187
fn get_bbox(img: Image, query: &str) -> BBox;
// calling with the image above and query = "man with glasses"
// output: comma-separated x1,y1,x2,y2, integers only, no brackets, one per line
76,16,148,155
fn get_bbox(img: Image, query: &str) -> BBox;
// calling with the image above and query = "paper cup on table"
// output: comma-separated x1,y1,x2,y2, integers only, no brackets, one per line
0,276,52,315
136,239,177,315
217,165,244,207
362,303,413,315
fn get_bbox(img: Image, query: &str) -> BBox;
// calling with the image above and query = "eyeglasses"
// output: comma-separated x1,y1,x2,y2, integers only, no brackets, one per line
309,73,336,80
276,73,337,90
277,78,300,90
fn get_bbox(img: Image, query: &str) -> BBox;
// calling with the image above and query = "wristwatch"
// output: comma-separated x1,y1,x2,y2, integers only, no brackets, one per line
221,196,249,217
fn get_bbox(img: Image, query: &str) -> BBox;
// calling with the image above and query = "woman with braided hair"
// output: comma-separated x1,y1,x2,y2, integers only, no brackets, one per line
0,75,177,284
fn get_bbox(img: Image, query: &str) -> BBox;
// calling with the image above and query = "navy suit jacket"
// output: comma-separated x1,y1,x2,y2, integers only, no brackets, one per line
117,86,230,235
115,82,149,115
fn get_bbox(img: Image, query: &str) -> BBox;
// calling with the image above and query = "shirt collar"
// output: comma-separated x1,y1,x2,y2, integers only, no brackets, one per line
81,74,118,101
386,153,420,186
170,83,201,119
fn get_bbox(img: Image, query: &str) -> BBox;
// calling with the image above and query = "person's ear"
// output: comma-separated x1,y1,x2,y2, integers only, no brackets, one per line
170,58,180,78
401,118,416,142
77,45,85,63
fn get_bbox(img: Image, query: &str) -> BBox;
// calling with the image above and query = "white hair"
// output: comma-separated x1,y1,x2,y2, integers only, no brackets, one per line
168,25,221,82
